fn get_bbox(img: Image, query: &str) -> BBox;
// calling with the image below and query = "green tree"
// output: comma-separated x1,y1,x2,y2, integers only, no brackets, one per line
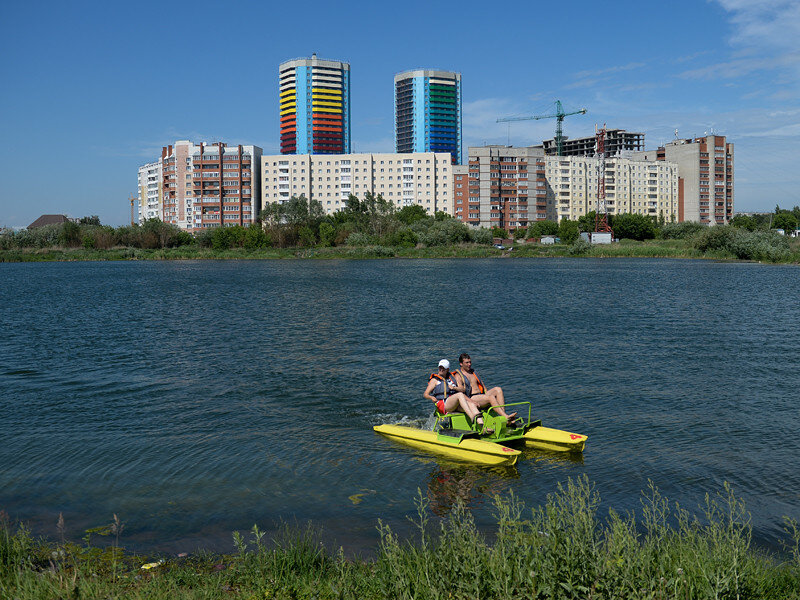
558,219,580,244
79,215,101,226
530,220,559,236
731,214,757,231
396,205,428,225
298,225,316,247
318,222,335,246
243,223,269,250
577,211,597,233
491,226,507,239
612,213,657,241
772,212,798,232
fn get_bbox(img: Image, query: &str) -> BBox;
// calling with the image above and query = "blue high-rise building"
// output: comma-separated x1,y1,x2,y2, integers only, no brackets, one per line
394,69,461,164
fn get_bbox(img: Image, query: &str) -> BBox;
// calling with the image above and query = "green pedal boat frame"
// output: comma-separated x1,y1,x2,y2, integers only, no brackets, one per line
374,401,587,467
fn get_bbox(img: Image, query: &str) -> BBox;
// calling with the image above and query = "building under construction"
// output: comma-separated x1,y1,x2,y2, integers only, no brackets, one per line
538,129,644,156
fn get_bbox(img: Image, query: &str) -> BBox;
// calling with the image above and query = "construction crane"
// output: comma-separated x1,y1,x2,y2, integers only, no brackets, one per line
497,100,587,156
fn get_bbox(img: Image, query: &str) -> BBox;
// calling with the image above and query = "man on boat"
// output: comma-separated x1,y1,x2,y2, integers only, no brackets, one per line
424,359,492,432
452,353,517,424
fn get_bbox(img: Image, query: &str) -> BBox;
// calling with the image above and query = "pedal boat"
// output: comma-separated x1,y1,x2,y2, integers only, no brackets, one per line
374,402,587,466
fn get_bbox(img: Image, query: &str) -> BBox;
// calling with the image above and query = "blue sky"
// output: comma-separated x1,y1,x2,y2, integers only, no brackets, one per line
1,0,798,227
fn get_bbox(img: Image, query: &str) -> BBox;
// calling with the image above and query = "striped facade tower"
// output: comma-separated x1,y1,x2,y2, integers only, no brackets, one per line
279,54,350,155
394,69,462,164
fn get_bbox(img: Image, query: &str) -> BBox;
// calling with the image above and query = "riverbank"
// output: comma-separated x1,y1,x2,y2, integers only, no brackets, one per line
2,238,799,263
2,478,799,599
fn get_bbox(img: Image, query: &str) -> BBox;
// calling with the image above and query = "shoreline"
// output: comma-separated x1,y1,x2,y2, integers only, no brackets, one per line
2,240,799,264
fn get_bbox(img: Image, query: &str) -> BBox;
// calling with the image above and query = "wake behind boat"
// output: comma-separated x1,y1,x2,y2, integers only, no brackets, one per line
374,401,586,466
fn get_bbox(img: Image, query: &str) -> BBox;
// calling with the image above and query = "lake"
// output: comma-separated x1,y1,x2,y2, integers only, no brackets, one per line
1,258,798,555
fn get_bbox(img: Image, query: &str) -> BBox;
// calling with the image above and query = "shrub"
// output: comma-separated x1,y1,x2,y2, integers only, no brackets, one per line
318,222,335,247
694,226,790,261
298,225,316,247
661,221,705,239
382,227,418,247
612,213,657,241
513,227,528,240
491,226,507,238
530,220,559,236
469,227,493,245
568,237,592,255
558,219,580,244
244,224,270,250
421,219,470,246
345,232,375,246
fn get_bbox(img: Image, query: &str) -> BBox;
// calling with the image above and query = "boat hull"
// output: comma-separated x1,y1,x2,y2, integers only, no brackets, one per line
373,424,520,466
522,425,587,452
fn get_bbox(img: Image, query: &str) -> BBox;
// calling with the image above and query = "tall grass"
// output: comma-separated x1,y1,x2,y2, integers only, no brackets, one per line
2,478,799,599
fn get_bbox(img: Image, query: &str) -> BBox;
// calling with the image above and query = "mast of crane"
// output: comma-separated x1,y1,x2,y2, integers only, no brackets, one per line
496,100,587,156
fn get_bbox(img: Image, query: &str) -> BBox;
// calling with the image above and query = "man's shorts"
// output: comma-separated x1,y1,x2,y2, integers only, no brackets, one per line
436,400,447,414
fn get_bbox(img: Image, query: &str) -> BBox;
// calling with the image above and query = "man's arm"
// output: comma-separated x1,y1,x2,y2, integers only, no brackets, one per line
452,371,467,393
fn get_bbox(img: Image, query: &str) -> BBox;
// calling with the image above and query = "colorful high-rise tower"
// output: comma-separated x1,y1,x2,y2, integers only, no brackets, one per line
279,55,350,155
394,69,461,164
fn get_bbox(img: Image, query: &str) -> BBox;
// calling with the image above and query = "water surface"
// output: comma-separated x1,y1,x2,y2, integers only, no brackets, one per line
1,258,798,554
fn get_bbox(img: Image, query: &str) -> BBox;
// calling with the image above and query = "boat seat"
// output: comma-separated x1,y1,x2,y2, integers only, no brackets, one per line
437,429,480,440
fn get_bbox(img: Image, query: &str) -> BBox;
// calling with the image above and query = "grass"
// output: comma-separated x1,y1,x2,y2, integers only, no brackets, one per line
1,239,799,263
2,477,799,599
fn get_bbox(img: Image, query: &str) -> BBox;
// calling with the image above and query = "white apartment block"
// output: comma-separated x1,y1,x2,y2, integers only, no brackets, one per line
545,155,680,223
137,160,162,224
261,152,454,215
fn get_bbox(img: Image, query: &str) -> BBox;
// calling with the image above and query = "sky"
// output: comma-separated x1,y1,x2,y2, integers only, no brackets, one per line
1,0,798,227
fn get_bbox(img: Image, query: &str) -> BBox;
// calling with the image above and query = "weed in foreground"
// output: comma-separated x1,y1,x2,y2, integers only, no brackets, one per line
1,477,799,599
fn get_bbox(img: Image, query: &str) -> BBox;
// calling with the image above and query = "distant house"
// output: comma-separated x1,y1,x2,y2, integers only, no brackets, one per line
28,214,70,229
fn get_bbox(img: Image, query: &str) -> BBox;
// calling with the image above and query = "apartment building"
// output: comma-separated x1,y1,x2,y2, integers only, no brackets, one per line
190,143,262,229
137,160,161,224
261,152,453,215
633,135,733,224
538,129,644,157
395,69,462,164
545,155,679,223
160,141,198,230
453,146,549,230
280,55,350,155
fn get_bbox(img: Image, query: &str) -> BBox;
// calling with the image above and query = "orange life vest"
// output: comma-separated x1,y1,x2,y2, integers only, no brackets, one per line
456,368,486,396
429,373,458,400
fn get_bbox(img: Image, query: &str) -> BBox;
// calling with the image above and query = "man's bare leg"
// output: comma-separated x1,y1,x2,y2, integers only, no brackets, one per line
469,390,516,420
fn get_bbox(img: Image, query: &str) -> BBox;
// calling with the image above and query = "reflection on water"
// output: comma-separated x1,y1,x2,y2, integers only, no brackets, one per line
425,464,518,517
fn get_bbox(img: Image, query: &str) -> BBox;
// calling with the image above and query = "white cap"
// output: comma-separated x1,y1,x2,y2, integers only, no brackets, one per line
438,359,450,369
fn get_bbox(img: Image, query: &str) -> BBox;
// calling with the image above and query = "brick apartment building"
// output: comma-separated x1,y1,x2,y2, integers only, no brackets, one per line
633,135,733,224
453,146,548,230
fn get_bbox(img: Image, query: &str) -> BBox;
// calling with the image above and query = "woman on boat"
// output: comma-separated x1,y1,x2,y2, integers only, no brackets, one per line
424,359,491,432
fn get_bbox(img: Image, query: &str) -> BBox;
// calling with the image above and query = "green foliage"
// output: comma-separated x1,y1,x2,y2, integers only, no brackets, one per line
433,210,451,221
78,215,101,226
344,232,375,246
469,227,494,245
298,225,316,247
4,479,798,599
59,221,81,247
773,212,798,232
661,221,705,239
612,213,657,241
529,220,559,237
558,218,580,244
491,226,507,238
382,227,418,248
694,225,790,261
318,222,335,247
396,205,428,225
731,214,758,231
513,227,528,240
420,218,470,246
568,237,592,255
577,211,597,233
243,224,270,250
